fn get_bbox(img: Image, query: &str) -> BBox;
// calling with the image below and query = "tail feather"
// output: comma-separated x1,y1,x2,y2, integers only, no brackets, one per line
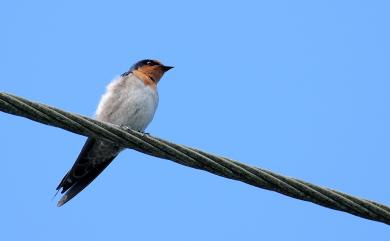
56,138,119,206
57,159,114,206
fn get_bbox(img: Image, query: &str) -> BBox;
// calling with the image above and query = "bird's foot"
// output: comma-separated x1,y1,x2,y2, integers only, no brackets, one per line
119,125,150,137
119,125,132,132
139,130,151,136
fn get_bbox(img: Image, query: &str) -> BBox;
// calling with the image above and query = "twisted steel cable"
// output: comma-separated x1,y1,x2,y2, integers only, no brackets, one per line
1,92,389,225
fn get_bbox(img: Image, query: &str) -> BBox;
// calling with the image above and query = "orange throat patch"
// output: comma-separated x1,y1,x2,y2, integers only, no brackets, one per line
132,69,157,90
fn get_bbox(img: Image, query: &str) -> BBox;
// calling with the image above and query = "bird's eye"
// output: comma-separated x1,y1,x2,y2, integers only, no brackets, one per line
146,61,158,66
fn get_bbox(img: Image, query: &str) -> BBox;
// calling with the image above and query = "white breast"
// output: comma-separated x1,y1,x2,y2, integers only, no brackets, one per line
95,74,159,131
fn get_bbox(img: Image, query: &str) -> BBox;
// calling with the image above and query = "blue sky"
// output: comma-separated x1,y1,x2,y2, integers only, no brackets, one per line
1,0,390,240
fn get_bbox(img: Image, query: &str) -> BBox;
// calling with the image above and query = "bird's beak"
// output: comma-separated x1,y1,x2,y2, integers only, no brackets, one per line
161,65,174,72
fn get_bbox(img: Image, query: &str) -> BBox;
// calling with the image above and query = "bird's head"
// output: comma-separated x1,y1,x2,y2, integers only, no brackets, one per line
130,59,173,84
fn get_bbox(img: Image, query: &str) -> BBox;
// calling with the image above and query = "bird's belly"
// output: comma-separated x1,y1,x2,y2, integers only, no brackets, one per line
113,88,158,131
122,101,156,131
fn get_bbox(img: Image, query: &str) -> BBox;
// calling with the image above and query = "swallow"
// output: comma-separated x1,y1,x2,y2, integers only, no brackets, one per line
56,59,173,206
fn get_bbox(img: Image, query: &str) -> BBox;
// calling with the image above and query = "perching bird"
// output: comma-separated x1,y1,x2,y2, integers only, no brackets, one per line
56,59,173,206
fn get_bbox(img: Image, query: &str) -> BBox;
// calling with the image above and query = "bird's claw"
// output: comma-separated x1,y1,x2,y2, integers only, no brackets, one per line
120,125,131,132
120,125,150,136
139,130,150,136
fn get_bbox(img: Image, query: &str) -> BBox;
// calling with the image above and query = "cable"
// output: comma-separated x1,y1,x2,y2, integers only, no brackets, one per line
1,92,389,225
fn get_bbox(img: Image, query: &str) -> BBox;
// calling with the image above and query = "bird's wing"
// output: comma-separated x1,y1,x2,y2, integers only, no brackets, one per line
56,138,120,206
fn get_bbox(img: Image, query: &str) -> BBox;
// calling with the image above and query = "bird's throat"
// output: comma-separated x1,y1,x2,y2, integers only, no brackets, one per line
133,70,157,90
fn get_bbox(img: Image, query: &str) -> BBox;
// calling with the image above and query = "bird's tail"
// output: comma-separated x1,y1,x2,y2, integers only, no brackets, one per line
57,161,112,206
56,138,119,206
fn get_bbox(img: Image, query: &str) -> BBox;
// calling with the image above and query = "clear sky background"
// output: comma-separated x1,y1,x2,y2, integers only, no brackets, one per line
1,0,390,240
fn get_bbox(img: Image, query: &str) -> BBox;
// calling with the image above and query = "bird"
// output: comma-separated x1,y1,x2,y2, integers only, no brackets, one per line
56,59,173,206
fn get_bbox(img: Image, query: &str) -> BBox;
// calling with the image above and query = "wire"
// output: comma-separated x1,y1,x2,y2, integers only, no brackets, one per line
1,92,389,225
